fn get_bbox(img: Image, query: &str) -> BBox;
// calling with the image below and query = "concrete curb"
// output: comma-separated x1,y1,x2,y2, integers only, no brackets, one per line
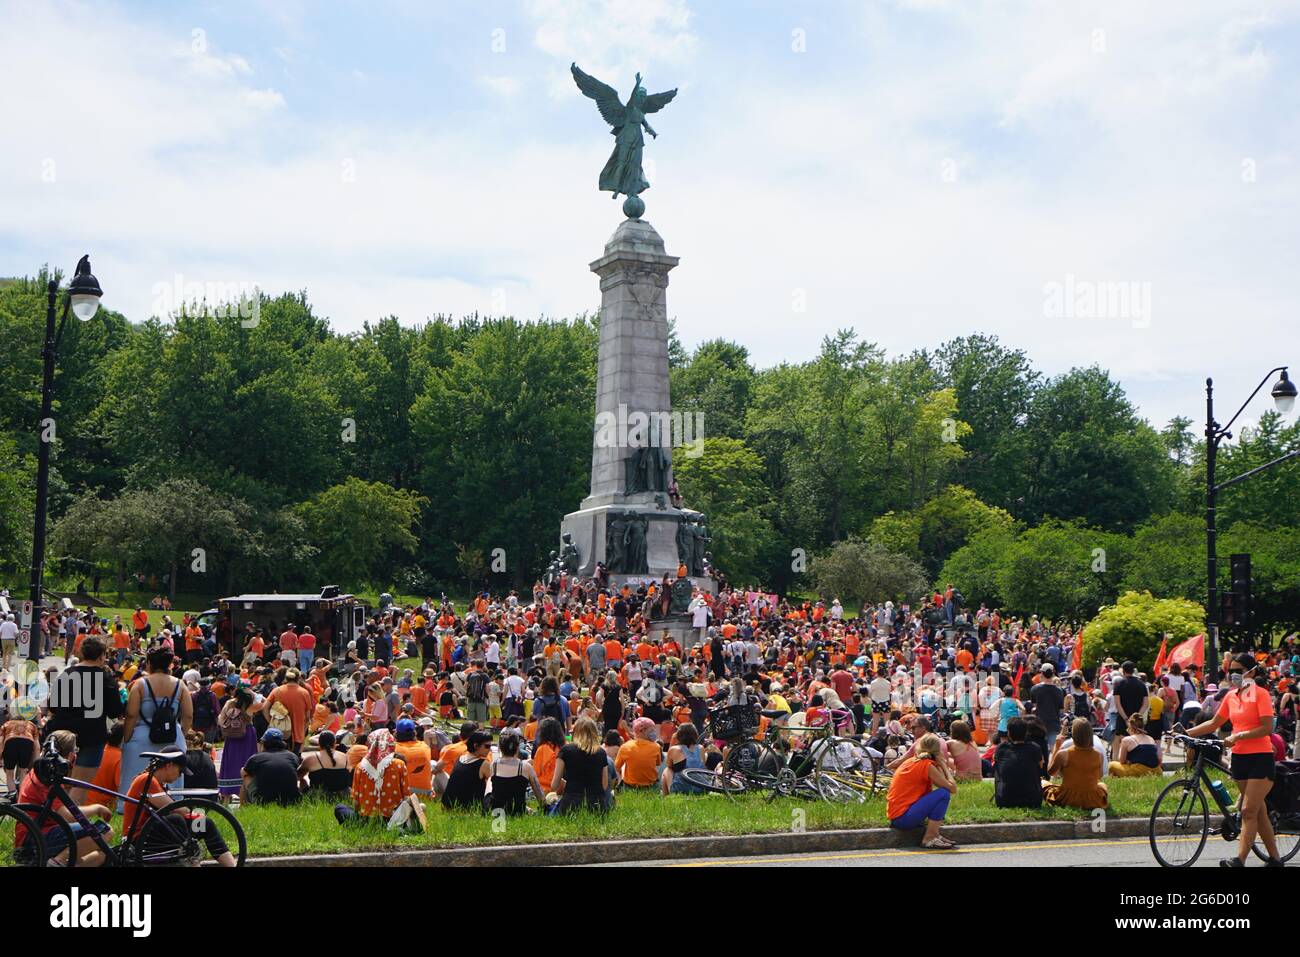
249,815,1154,867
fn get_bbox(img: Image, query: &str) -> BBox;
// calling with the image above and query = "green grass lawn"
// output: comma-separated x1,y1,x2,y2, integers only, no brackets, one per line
232,774,1174,858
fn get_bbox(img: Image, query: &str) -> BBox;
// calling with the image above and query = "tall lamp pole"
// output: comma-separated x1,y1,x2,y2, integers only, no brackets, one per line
1204,367,1297,681
27,255,104,663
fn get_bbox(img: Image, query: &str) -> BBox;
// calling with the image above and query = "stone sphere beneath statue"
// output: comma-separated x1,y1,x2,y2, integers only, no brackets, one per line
622,194,645,219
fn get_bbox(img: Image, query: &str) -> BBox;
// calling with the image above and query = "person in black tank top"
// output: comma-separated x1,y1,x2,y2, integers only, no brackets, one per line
442,732,493,810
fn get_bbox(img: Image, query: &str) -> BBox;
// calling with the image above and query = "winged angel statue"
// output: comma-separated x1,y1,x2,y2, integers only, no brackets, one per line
571,62,677,218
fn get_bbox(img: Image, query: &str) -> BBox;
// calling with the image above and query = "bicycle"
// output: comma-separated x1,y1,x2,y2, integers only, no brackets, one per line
10,746,246,867
1148,734,1300,867
679,705,877,804
0,799,48,867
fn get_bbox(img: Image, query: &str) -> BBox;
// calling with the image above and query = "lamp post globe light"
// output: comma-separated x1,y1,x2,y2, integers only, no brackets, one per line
27,255,104,663
1204,366,1297,681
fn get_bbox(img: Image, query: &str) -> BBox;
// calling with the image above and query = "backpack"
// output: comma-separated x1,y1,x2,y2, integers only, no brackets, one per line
1070,689,1091,719
192,690,217,728
538,694,565,723
466,671,488,703
217,703,250,741
145,678,180,744
267,698,294,736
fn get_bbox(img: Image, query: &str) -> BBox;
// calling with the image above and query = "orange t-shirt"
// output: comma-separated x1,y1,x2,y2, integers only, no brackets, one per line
440,740,468,775
886,757,935,821
394,740,434,791
90,744,121,796
123,771,166,837
532,742,559,791
1221,684,1275,755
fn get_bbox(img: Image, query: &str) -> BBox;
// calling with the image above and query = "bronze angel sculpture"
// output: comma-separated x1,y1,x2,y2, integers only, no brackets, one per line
571,62,677,218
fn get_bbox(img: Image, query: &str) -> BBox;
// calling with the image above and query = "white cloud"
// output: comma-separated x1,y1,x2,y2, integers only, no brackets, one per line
2,0,1298,434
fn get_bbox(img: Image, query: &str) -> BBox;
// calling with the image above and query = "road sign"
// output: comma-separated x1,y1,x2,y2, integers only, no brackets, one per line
17,628,31,658
19,600,33,628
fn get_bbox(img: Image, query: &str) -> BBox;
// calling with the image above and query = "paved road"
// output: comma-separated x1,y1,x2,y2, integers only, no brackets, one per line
601,835,1263,867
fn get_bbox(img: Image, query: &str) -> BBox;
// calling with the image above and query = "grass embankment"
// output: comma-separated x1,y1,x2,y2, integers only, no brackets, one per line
234,774,1173,858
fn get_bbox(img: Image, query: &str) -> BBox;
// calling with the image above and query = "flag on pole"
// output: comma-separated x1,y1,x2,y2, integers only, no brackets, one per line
1070,631,1083,673
1168,634,1205,671
1152,636,1169,676
1012,662,1025,699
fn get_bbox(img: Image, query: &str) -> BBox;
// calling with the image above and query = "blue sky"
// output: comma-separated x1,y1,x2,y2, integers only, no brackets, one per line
3,0,1300,433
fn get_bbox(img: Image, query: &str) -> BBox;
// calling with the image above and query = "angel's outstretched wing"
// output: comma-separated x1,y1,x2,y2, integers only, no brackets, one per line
571,62,627,128
640,88,678,114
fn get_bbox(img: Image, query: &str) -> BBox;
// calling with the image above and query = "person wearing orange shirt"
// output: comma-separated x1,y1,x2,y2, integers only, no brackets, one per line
604,636,624,669
125,751,237,865
1184,653,1284,867
615,718,662,787
393,719,434,796
263,671,314,753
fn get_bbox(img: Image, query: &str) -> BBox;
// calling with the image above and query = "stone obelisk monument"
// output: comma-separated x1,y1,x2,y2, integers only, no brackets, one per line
556,64,714,609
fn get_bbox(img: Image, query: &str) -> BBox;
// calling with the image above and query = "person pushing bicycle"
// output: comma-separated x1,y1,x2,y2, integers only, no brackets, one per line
1181,652,1284,867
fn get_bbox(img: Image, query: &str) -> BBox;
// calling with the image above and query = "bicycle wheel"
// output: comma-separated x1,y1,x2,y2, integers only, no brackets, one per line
130,798,246,867
816,772,868,804
1250,810,1300,864
0,803,46,867
1149,779,1209,868
724,739,784,792
14,803,78,867
677,767,748,797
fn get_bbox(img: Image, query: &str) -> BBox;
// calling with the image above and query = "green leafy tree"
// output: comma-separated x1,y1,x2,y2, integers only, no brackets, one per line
672,437,779,584
295,477,427,588
0,434,36,575
1080,591,1205,672
1019,367,1176,531
935,335,1039,512
1118,512,1205,604
410,318,597,585
669,339,756,441
809,537,927,614
868,485,1014,580
998,519,1126,623
935,522,1020,611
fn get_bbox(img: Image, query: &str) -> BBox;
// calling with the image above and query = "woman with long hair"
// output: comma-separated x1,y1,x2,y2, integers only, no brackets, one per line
551,716,609,814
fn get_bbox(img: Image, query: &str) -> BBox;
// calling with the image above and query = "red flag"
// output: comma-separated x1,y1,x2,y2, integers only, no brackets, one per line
1070,632,1083,673
1168,634,1205,671
1012,662,1025,699
1152,636,1168,676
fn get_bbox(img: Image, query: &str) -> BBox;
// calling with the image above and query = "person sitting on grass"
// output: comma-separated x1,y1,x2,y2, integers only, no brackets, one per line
240,728,302,806
615,717,662,789
550,716,610,814
1109,714,1162,777
487,730,546,816
1044,718,1108,809
336,728,409,825
662,722,707,795
993,718,1043,809
885,733,957,850
124,747,237,866
17,730,114,867
441,730,494,811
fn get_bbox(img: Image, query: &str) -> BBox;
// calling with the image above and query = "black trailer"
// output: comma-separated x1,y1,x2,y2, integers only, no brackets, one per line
216,587,365,661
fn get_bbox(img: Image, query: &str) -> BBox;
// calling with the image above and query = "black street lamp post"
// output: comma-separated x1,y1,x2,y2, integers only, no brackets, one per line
1204,367,1297,681
27,255,103,663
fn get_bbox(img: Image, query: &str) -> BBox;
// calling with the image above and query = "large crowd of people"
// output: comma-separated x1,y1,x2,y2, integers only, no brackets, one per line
1,574,1297,864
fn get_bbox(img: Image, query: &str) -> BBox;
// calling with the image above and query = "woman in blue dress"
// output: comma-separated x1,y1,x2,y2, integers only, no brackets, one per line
118,647,190,811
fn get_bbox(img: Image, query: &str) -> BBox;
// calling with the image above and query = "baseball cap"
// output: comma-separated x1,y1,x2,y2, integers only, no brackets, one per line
261,727,286,745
